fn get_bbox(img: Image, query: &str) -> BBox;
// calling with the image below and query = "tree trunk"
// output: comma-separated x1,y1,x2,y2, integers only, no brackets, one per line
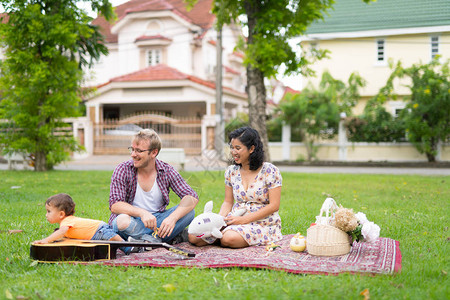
425,137,437,162
247,66,270,162
34,150,47,171
426,146,436,162
426,153,436,162
245,1,271,162
304,133,317,162
305,140,313,162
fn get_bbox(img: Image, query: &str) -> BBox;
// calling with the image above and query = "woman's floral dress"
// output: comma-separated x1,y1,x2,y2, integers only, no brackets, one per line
222,162,283,246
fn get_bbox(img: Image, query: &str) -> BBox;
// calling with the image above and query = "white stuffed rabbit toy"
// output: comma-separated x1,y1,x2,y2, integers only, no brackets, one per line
188,201,246,239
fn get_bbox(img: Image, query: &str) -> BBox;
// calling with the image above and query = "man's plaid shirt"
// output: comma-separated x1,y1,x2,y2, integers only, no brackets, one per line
108,159,198,224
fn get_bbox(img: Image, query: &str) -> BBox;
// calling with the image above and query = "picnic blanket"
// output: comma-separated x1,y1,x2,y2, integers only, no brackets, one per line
92,235,401,275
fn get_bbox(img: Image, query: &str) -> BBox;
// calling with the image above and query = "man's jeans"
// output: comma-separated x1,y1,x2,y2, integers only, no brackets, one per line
112,205,194,243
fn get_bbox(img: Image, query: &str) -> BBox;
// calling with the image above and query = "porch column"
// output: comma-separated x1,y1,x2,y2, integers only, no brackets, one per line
282,123,291,161
338,112,347,161
95,104,101,123
436,140,442,162
201,115,217,156
73,117,93,157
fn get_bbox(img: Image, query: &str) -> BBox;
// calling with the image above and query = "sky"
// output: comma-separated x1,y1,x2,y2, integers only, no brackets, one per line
76,0,128,17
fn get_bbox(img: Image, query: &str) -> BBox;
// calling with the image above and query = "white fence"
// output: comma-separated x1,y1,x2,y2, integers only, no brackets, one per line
269,123,449,162
64,118,449,162
269,141,450,162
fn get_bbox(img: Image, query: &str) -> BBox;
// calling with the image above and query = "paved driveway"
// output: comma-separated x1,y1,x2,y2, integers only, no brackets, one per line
1,155,449,175
275,165,450,176
54,156,450,175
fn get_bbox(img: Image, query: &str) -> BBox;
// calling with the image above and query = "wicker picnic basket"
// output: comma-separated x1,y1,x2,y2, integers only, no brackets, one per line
306,224,352,256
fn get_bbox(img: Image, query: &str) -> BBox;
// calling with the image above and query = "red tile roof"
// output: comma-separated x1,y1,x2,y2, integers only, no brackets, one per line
93,0,215,43
0,13,9,23
110,64,187,82
135,34,172,42
266,98,277,106
232,51,244,58
99,64,246,97
283,86,301,96
224,66,240,75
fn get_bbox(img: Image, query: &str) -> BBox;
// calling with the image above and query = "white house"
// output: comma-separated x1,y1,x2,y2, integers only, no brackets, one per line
79,0,248,156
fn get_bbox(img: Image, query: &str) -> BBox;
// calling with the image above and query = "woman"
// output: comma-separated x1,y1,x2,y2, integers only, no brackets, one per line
189,126,282,248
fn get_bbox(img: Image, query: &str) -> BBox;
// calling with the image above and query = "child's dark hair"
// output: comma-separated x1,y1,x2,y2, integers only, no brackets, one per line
228,126,264,170
46,193,75,216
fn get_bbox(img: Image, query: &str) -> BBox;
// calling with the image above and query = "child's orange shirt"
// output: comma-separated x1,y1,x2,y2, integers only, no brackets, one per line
60,216,102,239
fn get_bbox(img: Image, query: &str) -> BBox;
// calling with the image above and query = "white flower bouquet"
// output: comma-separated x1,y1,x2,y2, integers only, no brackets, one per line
333,209,380,243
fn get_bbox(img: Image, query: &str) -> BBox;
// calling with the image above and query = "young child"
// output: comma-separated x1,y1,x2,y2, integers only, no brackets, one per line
33,193,136,255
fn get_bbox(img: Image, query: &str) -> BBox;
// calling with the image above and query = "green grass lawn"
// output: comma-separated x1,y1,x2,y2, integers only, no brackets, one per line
0,170,448,299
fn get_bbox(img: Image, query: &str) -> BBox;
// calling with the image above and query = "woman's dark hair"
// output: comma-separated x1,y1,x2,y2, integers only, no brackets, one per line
228,126,264,170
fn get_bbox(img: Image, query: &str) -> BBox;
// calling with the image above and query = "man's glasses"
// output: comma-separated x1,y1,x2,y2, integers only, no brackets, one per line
128,147,152,154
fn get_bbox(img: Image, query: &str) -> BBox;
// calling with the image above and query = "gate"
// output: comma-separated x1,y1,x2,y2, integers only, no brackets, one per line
93,113,202,155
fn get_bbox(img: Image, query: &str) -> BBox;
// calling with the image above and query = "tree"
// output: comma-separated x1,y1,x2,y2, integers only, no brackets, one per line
186,0,373,161
277,71,365,161
0,0,115,171
375,58,450,162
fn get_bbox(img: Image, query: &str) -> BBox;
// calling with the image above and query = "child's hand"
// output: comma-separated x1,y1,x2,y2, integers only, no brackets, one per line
33,239,49,244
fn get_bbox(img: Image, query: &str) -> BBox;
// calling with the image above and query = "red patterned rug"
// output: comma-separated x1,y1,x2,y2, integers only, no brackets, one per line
93,235,401,275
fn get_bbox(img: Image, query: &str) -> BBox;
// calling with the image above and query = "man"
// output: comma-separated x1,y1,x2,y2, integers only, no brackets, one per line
108,129,198,244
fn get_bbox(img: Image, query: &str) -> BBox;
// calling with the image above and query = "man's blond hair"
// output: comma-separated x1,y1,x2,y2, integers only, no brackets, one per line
133,129,162,155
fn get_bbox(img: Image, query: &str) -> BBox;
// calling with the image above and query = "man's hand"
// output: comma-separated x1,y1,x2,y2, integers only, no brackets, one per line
158,215,177,238
140,210,157,230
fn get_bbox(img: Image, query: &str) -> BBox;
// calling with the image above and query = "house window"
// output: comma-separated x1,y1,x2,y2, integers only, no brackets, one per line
146,20,162,35
206,64,216,76
376,39,385,62
394,108,403,118
147,49,161,66
389,101,406,118
431,36,439,59
306,42,319,58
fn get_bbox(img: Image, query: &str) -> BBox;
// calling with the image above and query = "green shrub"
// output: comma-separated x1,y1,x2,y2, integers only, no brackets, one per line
346,105,406,143
224,113,290,142
224,113,248,142
266,118,282,142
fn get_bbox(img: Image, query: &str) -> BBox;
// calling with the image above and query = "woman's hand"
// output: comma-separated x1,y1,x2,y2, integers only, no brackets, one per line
224,215,248,225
